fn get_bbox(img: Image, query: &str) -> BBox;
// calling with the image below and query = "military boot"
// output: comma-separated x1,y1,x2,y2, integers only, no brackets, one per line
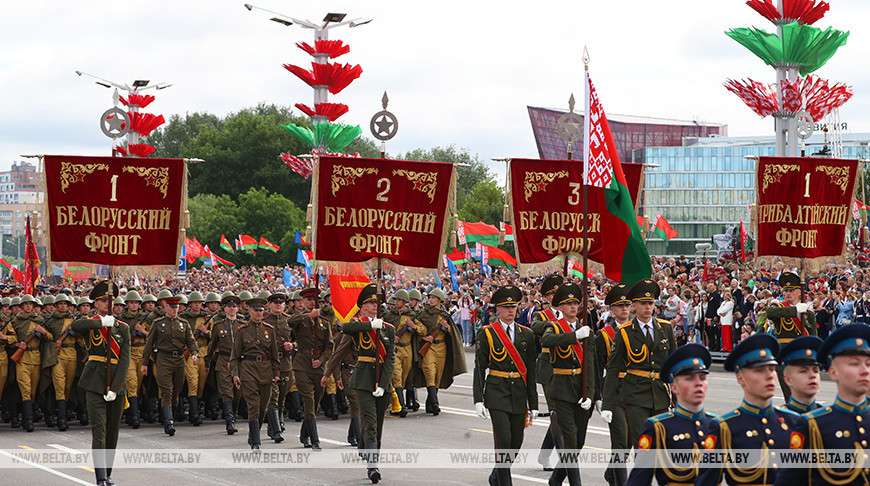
128,397,140,429
22,400,34,432
188,396,202,426
426,386,440,415
247,420,261,451
267,410,284,443
223,401,237,435
163,405,176,436
56,399,68,431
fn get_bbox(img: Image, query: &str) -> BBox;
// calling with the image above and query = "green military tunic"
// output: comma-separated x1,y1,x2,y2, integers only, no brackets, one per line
230,319,279,421
141,315,198,407
265,311,293,411
205,314,240,402
287,312,333,419
763,301,817,401
342,317,396,445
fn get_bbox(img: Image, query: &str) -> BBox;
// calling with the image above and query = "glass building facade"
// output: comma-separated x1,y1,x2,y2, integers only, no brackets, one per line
644,134,870,257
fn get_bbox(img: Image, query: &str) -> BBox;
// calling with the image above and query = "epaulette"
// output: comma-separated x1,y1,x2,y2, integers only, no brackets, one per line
804,406,833,419
262,322,275,329
481,324,492,329
705,412,718,419
177,317,189,324
777,406,801,417
656,318,670,325
650,411,674,422
517,323,531,331
714,410,740,423
618,322,632,329
236,323,249,330
385,322,395,328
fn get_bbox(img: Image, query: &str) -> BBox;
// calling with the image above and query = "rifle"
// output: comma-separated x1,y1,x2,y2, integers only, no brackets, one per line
194,313,218,339
55,328,76,348
131,313,149,339
11,330,42,363
418,323,448,357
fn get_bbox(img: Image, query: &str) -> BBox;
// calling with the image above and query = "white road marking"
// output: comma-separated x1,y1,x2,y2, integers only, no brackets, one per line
439,406,611,436
48,443,86,454
0,449,92,485
512,473,549,484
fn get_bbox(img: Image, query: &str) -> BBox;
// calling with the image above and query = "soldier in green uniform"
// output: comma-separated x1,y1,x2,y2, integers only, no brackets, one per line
342,284,397,484
531,274,563,470
322,320,363,448
204,292,221,314
181,291,211,426
138,292,159,424
264,291,291,443
140,294,198,436
0,297,11,428
45,293,77,431
120,291,147,429
413,288,467,415
762,272,817,400
205,293,242,435
541,283,596,486
71,281,130,486
285,290,305,422
473,285,538,486
384,289,417,417
287,287,333,450
230,296,280,451
597,283,631,486
319,289,341,420
405,288,424,411
603,279,677,449
7,294,52,432
112,297,124,317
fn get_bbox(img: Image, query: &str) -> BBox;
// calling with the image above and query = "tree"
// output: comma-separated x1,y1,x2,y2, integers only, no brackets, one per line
146,111,221,158
187,194,242,251
458,179,504,227
344,136,381,159
397,145,491,209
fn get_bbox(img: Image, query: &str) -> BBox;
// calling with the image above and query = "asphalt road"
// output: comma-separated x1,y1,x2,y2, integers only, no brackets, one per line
0,348,839,486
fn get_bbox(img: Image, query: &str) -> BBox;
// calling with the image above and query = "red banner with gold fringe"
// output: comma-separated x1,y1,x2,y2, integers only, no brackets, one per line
44,155,185,265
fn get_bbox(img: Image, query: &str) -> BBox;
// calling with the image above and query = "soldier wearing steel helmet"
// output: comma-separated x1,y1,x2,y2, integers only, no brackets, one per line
6,293,52,432
112,297,125,318
120,290,147,429
181,290,211,426
44,293,77,431
383,288,417,417
403,288,424,411
0,297,11,427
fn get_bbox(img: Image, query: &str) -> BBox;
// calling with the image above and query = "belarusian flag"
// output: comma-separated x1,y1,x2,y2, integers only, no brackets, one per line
485,246,517,269
0,259,24,283
458,221,500,247
652,212,678,246
445,247,469,266
239,234,258,255
739,219,749,263
500,222,514,242
567,259,593,278
259,237,280,253
209,249,235,268
854,198,870,220
220,234,234,254
584,72,651,285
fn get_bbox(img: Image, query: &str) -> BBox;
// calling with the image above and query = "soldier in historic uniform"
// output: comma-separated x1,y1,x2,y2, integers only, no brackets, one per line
284,292,305,423
45,293,77,431
120,290,146,429
763,271,817,400
112,297,124,317
0,297,11,427
71,281,130,486
384,289,416,417
230,296,280,450
7,294,52,432
181,291,211,426
531,275,563,470
264,291,291,443
597,283,632,486
603,279,677,449
627,344,715,486
412,288,467,415
541,283,596,486
404,288,424,411
696,334,807,486
138,292,160,424
342,284,397,484
777,335,823,413
204,292,221,315
140,294,199,436
287,287,334,450
319,289,341,420
473,285,538,486
802,324,870,485
205,293,242,435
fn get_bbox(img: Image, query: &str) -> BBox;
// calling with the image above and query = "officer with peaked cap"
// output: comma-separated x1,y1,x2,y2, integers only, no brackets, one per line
71,280,130,486
530,274,563,471
473,285,537,486
598,283,632,486
541,282,596,486
763,271,817,401
801,324,870,485
204,293,242,435
777,335,823,413
342,283,397,484
264,291,290,443
696,334,807,486
603,279,676,449
628,344,715,486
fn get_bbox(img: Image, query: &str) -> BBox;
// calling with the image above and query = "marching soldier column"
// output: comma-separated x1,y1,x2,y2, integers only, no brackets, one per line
45,293,77,431
205,293,243,435
531,275,563,471
120,291,146,429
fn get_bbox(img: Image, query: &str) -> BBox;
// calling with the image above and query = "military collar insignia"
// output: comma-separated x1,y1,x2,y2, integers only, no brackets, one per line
833,396,870,415
674,403,706,421
786,396,815,413
739,400,774,417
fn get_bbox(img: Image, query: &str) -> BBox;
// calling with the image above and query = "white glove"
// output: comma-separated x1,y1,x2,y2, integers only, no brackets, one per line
600,410,613,423
475,402,489,419
580,398,592,410
371,318,384,330
103,390,117,402
530,409,539,419
372,386,384,397
100,316,115,328
594,400,603,413
795,303,808,314
575,326,591,340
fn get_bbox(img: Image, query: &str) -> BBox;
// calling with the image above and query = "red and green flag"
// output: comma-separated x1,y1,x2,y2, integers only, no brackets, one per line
259,236,280,253
652,212,679,246
584,72,651,285
500,222,514,242
854,198,870,220
444,247,469,266
238,234,258,255
485,246,517,269
220,234,234,254
458,221,500,247
567,259,594,279
0,259,24,283
209,248,235,268
739,219,749,263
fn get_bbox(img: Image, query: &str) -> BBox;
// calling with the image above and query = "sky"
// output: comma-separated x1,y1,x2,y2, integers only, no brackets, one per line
2,0,870,179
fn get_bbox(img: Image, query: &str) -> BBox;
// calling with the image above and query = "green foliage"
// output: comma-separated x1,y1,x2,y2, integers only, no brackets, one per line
458,179,504,227
397,144,492,209
146,111,221,158
344,136,381,158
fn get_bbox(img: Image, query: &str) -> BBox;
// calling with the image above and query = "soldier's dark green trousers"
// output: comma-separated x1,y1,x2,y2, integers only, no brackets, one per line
604,405,628,485
552,399,592,451
490,408,525,455
86,390,125,468
356,391,389,445
625,404,666,449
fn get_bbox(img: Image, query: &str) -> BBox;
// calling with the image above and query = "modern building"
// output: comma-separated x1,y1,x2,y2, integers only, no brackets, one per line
0,161,44,248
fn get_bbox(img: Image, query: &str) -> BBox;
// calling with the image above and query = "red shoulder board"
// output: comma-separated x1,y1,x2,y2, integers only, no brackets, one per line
262,323,275,329
236,323,248,330
481,324,492,329
517,324,531,331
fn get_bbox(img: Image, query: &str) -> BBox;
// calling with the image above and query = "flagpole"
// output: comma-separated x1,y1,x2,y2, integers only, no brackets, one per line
580,47,591,403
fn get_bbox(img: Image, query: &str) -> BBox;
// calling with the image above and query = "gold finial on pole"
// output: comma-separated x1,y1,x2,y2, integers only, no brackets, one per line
582,46,590,70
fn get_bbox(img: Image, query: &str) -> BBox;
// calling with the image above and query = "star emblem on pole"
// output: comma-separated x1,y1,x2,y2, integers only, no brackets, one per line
370,91,399,142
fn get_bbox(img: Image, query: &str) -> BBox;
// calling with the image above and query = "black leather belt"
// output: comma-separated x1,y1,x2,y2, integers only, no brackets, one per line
157,349,183,357
241,355,267,362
